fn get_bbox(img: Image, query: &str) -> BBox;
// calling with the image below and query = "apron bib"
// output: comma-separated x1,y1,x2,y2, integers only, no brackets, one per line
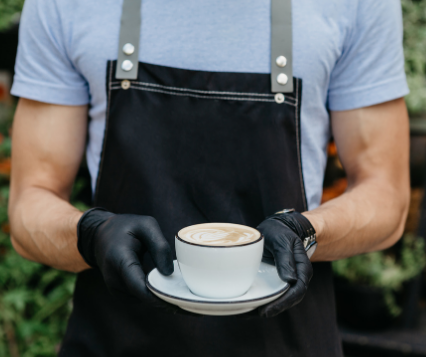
59,1,342,356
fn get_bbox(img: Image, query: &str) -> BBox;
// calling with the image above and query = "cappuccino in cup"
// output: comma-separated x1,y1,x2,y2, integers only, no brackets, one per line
176,223,263,299
179,223,260,246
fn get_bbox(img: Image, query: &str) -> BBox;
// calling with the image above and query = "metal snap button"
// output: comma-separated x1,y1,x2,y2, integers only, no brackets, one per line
276,56,287,67
121,80,131,90
121,60,133,72
277,73,288,85
122,43,135,56
274,93,285,104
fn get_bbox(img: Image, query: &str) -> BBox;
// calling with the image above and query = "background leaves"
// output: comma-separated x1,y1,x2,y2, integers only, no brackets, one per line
402,0,426,114
0,0,24,32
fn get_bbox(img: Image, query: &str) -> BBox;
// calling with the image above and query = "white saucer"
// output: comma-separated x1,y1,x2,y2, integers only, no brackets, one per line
147,261,289,316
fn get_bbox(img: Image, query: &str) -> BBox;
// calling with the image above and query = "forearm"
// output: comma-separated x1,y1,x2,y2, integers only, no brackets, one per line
303,178,409,262
9,186,88,272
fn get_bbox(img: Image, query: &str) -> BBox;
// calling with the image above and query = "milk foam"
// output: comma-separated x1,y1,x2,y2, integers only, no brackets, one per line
179,223,260,246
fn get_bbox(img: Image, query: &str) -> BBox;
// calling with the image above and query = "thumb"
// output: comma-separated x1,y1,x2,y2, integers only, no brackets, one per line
273,245,297,285
133,216,174,276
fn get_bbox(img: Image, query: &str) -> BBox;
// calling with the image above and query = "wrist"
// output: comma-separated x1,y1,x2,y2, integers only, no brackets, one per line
269,209,317,259
70,209,84,235
301,211,325,241
77,208,114,267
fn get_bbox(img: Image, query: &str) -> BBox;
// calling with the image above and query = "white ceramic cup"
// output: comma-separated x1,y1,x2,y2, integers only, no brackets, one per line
175,223,264,299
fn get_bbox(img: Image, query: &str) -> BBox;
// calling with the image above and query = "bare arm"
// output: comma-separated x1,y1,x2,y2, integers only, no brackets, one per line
304,98,410,262
9,98,89,272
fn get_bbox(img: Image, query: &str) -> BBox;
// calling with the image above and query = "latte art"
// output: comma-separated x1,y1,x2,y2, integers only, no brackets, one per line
179,223,261,246
185,229,255,245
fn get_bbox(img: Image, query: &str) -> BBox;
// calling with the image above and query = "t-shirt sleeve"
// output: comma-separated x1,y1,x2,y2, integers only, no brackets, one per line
328,0,409,111
11,0,89,105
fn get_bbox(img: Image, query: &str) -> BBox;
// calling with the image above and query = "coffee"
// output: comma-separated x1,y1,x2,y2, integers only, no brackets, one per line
178,223,260,246
176,222,264,298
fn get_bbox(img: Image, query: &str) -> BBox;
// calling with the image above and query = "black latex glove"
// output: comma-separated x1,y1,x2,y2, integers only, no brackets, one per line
256,211,314,318
77,208,181,313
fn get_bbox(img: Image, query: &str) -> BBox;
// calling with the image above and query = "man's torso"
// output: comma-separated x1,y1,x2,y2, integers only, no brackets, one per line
57,0,355,208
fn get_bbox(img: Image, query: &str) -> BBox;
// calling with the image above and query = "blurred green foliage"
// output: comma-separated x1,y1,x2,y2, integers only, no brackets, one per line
0,229,76,357
0,0,24,31
333,235,426,316
0,181,88,357
402,0,426,114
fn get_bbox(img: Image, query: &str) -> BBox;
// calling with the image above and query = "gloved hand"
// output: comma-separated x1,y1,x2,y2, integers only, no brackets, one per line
77,207,179,312
256,211,314,318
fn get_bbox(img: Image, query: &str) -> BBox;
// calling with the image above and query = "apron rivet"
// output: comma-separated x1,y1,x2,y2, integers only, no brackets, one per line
276,56,287,67
274,93,285,104
121,60,134,72
122,43,135,55
276,73,289,85
121,80,131,90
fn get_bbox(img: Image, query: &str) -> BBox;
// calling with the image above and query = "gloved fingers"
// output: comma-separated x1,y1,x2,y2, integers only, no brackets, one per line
116,251,192,313
258,279,307,318
104,270,145,304
261,242,275,265
258,221,298,284
293,239,313,286
106,263,195,316
272,246,297,285
133,216,174,276
261,255,275,266
119,257,155,302
262,233,297,284
108,281,195,316
259,240,312,318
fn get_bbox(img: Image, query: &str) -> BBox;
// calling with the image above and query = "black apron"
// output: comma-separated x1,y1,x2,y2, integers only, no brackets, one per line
59,1,343,356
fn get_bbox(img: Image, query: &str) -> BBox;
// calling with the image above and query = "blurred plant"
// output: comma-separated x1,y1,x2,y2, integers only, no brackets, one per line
333,234,426,317
0,230,76,357
402,0,426,114
0,0,24,31
0,182,89,357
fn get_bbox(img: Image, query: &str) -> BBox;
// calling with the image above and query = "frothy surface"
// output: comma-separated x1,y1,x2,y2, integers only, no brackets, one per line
178,223,261,246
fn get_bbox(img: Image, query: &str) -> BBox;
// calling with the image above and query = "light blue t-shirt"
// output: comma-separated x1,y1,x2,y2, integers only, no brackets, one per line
12,0,409,210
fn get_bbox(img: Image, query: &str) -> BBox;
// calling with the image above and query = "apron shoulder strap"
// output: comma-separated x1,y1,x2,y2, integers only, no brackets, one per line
115,0,294,93
271,0,293,93
115,0,142,80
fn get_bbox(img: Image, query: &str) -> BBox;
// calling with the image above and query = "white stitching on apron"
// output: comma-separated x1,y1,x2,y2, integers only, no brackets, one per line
110,85,297,105
110,80,297,102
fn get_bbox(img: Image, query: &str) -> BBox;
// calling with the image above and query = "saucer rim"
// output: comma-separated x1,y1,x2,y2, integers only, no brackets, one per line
146,266,289,305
